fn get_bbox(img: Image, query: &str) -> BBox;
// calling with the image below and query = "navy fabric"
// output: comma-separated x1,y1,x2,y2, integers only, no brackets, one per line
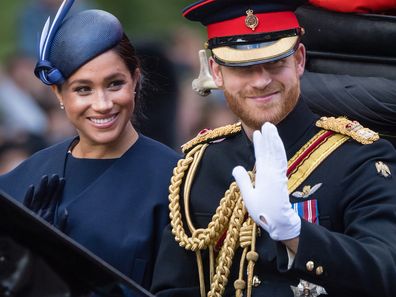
49,9,123,80
34,8,123,85
0,135,180,290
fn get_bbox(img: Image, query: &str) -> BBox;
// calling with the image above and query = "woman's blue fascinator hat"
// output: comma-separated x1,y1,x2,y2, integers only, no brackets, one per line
34,0,123,85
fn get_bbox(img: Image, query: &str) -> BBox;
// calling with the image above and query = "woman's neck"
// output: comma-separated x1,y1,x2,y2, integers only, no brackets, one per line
71,124,139,159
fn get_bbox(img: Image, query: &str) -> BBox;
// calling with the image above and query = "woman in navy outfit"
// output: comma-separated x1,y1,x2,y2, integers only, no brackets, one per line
0,0,179,290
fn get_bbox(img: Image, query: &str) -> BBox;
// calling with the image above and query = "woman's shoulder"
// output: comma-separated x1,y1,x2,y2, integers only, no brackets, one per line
21,137,75,163
1,137,75,176
137,134,181,160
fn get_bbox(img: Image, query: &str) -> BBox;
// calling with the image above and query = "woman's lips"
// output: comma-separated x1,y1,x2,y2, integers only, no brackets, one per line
88,113,118,128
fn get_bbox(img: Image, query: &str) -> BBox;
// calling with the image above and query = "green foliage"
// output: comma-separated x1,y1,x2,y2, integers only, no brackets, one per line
95,0,197,40
0,1,24,62
0,0,202,63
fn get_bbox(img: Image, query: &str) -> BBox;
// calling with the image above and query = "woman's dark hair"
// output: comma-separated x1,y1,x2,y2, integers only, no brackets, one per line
113,33,145,128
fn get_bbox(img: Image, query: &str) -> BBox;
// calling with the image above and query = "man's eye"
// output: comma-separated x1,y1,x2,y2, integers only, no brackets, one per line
267,60,285,67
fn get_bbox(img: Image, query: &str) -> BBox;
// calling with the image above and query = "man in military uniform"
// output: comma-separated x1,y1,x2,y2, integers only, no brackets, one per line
150,1,396,297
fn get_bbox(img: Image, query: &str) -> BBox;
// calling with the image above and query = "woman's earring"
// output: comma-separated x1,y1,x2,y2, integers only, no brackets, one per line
60,102,65,110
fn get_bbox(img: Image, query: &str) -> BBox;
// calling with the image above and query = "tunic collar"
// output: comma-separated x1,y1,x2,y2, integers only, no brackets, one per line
277,98,318,153
241,98,318,159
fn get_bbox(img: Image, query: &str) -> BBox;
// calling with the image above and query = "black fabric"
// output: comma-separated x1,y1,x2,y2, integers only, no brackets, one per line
0,191,154,297
0,236,71,297
296,5,396,145
296,5,396,78
301,71,396,147
296,5,396,58
304,57,396,80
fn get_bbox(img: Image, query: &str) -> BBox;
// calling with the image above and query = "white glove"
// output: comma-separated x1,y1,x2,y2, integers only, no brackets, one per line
232,123,301,241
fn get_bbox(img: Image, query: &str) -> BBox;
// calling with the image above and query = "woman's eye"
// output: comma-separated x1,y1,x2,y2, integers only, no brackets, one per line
74,86,92,95
109,80,125,90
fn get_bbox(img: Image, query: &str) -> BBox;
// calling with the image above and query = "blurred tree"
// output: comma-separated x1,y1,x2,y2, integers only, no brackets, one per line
0,1,23,62
1,0,201,63
96,0,193,38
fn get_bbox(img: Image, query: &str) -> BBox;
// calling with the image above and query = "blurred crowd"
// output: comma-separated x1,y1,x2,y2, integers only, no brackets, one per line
0,0,237,174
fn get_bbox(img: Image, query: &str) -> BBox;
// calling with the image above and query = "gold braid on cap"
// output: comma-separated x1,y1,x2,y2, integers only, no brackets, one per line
169,123,258,297
316,116,379,144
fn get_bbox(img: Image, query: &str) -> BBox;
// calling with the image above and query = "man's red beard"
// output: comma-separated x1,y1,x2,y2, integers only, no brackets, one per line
224,81,300,130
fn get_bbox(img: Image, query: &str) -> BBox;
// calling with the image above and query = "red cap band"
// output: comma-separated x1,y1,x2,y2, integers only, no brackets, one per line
207,11,299,39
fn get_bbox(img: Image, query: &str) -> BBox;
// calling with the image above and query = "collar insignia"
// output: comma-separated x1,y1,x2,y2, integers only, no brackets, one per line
245,9,259,31
292,183,322,199
375,161,391,178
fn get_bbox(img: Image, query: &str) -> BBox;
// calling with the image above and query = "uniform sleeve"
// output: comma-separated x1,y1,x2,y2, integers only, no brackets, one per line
285,139,396,297
150,225,202,297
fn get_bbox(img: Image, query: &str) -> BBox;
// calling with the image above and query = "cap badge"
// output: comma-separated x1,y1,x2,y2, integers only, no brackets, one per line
375,161,391,178
245,9,259,31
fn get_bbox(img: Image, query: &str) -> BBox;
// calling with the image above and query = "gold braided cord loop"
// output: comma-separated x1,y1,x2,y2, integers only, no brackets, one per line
169,133,256,297
181,122,242,153
235,218,255,297
208,196,247,297
246,219,258,297
239,220,254,249
169,143,244,252
316,116,379,144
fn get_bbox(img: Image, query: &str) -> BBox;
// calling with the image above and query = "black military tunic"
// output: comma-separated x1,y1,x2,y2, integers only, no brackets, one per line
151,99,396,297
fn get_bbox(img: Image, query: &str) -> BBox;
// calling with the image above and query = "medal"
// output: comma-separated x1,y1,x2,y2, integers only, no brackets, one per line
291,280,327,297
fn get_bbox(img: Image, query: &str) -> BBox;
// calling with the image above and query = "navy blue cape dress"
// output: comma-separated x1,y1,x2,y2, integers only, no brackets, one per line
0,134,180,289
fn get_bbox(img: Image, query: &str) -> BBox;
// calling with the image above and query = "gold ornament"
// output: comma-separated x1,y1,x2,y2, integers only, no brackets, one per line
316,117,379,145
245,9,259,31
375,161,391,178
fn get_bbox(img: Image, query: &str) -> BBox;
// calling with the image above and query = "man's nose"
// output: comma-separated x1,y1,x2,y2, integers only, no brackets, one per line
249,65,272,89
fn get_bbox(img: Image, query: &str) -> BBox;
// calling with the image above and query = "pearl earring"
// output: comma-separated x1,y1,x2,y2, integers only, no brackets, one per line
60,103,64,110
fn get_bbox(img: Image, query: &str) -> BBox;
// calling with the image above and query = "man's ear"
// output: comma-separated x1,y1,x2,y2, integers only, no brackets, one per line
294,43,306,78
209,57,224,88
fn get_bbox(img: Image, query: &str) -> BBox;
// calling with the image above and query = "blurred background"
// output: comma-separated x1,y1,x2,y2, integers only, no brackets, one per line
0,0,237,173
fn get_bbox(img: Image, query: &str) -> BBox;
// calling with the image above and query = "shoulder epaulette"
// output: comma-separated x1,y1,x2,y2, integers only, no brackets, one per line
181,122,242,153
316,116,379,144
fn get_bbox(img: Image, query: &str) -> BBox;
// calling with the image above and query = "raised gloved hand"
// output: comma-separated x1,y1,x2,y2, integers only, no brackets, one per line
232,123,301,241
23,174,68,231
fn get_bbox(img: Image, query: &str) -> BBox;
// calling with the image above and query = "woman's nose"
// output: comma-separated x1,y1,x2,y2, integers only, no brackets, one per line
91,90,113,112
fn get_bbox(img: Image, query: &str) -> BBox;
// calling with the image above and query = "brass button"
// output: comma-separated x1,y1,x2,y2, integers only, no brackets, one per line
306,261,315,272
256,227,261,237
316,266,324,275
252,275,261,287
